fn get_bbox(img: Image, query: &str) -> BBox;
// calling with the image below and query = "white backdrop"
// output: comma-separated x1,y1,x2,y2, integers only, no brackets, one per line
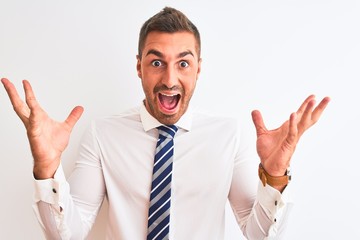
1,0,359,239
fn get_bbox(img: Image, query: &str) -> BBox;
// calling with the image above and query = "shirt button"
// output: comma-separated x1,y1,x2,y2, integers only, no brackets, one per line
52,188,57,193
275,200,278,206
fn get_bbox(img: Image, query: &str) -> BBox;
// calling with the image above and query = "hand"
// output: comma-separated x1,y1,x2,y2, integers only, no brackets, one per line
1,78,84,179
251,95,330,177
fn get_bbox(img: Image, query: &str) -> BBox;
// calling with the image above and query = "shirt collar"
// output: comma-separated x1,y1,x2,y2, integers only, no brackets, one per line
140,102,192,132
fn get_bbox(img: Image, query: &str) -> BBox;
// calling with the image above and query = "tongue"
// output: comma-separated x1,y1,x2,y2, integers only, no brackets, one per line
160,95,178,110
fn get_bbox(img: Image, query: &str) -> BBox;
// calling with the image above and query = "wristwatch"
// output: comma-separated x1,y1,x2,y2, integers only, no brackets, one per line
258,163,291,187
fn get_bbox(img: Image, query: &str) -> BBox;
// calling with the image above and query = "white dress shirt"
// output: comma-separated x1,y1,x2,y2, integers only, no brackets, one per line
33,104,292,240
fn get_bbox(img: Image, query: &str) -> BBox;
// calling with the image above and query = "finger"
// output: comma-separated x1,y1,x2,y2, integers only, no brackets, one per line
23,80,40,110
311,96,331,122
286,112,298,145
251,110,267,136
1,78,30,123
299,98,316,125
296,95,315,118
64,106,84,131
297,96,330,135
2,78,25,110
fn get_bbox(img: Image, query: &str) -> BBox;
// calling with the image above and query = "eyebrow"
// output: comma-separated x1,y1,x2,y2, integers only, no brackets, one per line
145,49,194,59
178,50,194,58
146,49,163,58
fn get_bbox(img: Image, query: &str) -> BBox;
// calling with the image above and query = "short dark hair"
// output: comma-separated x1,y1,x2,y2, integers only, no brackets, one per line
138,7,201,59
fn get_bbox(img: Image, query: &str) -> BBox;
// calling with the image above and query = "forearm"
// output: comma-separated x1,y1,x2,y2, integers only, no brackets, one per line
241,182,293,239
229,159,293,239
33,163,105,239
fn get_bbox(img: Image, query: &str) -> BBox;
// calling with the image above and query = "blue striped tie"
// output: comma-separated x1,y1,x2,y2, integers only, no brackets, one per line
147,125,178,240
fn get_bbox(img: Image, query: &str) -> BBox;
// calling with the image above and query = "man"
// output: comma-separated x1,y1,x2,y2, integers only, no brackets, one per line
1,7,330,240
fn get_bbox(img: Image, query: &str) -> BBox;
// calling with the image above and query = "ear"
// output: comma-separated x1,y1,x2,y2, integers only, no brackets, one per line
136,55,142,78
196,58,202,80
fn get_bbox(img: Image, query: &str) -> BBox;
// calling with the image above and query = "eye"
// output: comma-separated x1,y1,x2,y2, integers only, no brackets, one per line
179,61,189,68
151,60,162,67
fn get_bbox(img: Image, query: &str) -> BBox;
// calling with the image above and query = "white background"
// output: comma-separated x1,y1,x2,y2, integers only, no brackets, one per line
1,0,359,239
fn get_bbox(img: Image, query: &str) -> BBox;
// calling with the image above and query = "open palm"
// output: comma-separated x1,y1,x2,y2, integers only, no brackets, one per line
1,78,83,179
252,95,330,177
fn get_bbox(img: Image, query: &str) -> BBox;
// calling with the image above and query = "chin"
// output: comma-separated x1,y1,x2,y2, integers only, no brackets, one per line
158,114,180,125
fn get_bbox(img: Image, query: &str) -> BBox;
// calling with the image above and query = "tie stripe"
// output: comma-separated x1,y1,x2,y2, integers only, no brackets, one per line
147,125,178,240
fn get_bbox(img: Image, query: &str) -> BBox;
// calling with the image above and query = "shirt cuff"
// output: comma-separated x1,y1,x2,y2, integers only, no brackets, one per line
33,163,68,204
257,180,292,219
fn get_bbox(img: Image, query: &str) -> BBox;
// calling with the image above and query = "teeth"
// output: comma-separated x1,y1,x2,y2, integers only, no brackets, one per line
160,93,178,97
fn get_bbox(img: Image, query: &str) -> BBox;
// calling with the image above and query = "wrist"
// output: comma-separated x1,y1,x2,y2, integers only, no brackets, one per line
33,162,59,180
258,163,291,189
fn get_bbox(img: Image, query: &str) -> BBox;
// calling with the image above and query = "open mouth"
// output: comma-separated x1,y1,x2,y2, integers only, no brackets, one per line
158,93,181,112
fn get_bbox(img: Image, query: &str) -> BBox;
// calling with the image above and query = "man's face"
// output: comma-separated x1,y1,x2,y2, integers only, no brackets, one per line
137,31,201,125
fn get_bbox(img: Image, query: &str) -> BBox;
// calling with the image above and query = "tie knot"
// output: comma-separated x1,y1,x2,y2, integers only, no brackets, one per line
157,125,178,139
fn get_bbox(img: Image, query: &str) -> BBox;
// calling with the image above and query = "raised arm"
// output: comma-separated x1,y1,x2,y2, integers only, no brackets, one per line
1,78,84,179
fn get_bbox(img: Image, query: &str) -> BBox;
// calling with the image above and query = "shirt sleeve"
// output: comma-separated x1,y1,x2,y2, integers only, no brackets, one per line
32,122,106,240
228,120,293,240
32,164,72,240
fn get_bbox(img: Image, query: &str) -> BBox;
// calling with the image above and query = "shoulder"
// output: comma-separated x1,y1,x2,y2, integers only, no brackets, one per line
191,107,254,141
189,108,241,142
87,106,143,135
192,108,239,130
93,106,141,125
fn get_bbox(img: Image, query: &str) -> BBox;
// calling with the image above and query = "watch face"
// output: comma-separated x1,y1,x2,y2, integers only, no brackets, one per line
286,167,291,181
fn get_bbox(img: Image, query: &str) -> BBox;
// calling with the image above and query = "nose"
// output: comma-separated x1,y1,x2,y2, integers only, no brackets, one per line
162,66,179,89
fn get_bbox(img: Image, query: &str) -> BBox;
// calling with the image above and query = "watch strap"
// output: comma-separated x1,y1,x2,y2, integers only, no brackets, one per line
258,163,291,187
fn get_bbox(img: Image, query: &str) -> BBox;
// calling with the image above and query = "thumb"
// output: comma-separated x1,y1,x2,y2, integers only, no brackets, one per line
251,110,267,136
64,106,84,131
